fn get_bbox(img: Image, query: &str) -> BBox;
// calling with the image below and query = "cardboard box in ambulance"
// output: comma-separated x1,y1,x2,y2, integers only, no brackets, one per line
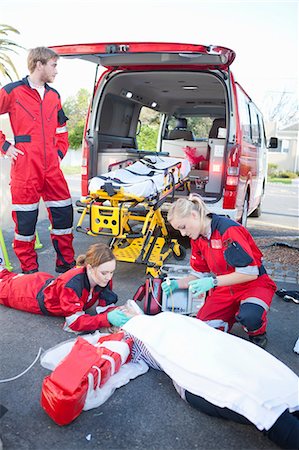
50,42,277,226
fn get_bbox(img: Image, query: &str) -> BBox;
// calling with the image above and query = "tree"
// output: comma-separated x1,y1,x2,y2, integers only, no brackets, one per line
0,24,22,86
63,89,91,149
262,91,299,128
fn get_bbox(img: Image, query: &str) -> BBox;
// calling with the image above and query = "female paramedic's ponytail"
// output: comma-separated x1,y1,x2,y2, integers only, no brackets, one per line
167,193,210,235
76,243,115,268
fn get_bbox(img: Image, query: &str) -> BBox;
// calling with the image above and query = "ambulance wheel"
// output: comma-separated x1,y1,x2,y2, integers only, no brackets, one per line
239,191,249,228
172,244,186,260
249,202,262,218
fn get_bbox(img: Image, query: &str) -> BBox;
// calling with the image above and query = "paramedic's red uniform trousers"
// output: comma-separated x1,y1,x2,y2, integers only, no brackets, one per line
197,275,276,334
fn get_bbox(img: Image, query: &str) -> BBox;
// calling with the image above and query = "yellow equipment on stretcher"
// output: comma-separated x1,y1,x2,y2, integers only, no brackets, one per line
76,156,189,277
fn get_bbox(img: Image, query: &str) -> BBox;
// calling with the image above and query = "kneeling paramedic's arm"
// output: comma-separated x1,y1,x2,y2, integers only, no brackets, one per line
189,272,258,296
216,272,257,287
161,275,198,295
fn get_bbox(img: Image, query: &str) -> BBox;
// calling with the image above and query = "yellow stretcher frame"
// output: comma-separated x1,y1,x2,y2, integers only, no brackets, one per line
76,169,189,277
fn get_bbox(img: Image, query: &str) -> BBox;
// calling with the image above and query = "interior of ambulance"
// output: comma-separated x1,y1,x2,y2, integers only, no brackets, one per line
90,70,229,202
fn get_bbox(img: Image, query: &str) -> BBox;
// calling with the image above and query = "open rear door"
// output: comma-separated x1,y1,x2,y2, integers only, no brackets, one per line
50,42,235,70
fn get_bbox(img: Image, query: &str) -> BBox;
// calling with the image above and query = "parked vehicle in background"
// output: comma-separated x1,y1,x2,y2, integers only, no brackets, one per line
51,42,278,226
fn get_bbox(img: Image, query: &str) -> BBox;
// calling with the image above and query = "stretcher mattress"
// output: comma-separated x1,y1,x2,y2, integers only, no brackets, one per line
89,156,191,198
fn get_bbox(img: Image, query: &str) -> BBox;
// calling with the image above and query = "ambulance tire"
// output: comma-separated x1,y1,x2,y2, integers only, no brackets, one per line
249,202,262,218
239,192,249,228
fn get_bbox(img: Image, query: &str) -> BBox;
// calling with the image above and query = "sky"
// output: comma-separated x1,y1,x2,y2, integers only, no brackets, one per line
1,0,298,116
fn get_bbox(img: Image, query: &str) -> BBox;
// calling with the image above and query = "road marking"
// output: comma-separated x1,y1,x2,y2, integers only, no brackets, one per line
247,220,299,231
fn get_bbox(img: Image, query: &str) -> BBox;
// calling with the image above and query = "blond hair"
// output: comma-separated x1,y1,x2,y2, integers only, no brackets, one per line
27,47,58,73
167,194,210,226
76,243,115,268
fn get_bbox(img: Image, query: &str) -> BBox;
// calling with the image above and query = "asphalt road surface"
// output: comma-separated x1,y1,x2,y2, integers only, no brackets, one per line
0,179,298,450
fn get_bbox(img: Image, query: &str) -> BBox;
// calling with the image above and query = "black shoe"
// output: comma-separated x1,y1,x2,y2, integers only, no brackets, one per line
249,333,268,349
22,268,38,274
55,261,76,273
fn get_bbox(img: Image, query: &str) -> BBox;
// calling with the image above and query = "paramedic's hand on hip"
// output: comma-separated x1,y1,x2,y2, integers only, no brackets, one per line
189,277,214,296
161,279,179,296
107,309,130,327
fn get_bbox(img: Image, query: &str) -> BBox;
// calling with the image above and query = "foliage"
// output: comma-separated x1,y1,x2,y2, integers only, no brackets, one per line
168,116,213,138
137,124,159,150
63,88,91,149
277,171,297,179
268,163,297,181
267,177,292,184
137,106,160,150
267,163,278,177
263,90,299,128
0,24,22,86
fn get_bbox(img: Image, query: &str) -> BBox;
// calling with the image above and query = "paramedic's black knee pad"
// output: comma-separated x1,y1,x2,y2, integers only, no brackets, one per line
235,303,264,331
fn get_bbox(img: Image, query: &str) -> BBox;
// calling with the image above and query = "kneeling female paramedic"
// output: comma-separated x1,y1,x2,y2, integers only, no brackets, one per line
161,194,276,348
0,242,129,332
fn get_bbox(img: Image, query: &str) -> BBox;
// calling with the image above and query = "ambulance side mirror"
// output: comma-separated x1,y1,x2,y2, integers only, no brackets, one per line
268,137,278,149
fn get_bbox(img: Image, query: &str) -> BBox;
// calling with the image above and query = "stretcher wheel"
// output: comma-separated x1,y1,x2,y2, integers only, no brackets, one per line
172,244,186,261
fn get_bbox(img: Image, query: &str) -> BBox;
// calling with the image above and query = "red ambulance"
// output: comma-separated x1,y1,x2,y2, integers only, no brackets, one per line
51,42,277,226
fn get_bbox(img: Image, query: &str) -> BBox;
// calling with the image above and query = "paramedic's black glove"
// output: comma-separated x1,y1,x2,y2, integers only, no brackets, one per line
107,310,130,327
161,279,179,296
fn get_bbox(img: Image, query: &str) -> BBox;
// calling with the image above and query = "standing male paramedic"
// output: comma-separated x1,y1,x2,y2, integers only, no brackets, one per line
0,47,75,274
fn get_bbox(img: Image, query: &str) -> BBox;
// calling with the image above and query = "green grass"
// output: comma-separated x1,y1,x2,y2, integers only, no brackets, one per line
268,177,293,184
62,166,81,175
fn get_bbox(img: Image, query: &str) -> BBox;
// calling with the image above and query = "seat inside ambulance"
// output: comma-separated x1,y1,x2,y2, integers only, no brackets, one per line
167,118,195,141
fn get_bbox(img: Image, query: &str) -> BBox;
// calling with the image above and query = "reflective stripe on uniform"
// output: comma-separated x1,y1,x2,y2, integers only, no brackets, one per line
51,227,73,235
205,319,229,332
44,198,72,208
14,233,35,242
56,126,67,134
240,297,269,311
64,311,85,328
12,202,39,211
235,265,259,275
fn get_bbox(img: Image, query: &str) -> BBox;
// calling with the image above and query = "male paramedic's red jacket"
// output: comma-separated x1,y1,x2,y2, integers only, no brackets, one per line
0,76,68,159
0,268,117,333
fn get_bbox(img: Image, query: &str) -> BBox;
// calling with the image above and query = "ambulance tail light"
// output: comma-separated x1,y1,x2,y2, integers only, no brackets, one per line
223,145,240,209
81,140,90,197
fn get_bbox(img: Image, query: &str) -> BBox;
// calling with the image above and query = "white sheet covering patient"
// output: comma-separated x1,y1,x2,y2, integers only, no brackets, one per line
41,305,299,449
122,311,299,449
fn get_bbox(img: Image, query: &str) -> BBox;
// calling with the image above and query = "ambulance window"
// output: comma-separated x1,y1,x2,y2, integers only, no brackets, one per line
236,87,251,142
136,106,162,151
167,115,213,141
257,114,266,146
249,104,260,144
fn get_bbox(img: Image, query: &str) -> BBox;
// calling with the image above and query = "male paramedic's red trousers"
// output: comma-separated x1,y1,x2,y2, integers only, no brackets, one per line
11,161,74,272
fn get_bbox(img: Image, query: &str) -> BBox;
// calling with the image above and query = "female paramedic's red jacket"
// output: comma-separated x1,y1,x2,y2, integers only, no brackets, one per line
0,267,117,333
190,214,276,297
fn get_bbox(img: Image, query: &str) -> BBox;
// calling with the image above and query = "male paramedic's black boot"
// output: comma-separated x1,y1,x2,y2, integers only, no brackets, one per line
22,268,39,274
249,333,268,349
55,261,76,273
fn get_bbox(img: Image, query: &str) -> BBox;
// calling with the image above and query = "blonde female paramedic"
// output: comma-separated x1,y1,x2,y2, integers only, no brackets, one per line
0,243,129,332
161,194,276,348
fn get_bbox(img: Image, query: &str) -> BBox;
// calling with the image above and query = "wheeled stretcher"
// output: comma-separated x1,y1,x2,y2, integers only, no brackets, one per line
76,155,190,276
